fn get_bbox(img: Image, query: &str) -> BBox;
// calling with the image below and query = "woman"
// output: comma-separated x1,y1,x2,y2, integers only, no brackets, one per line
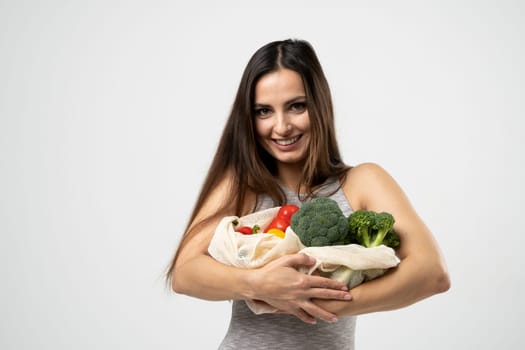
167,39,450,349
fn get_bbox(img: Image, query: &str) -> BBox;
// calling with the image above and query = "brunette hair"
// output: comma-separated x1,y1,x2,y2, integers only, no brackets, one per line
166,39,349,281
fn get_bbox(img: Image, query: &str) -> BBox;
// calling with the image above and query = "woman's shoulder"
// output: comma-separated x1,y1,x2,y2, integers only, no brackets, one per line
345,162,390,181
195,168,257,219
342,162,397,210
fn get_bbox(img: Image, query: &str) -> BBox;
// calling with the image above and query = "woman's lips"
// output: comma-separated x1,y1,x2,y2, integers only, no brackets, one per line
273,135,301,146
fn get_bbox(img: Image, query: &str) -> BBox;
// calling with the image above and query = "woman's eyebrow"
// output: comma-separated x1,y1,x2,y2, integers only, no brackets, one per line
254,96,306,108
286,96,307,104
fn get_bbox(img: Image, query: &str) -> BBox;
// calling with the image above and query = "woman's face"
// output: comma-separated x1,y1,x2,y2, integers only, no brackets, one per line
254,68,311,167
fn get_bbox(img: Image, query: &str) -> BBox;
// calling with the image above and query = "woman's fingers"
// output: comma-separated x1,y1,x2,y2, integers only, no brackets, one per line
292,308,317,324
299,301,338,323
307,274,349,291
281,254,351,290
285,300,339,323
307,287,352,301
276,253,350,291
276,253,316,269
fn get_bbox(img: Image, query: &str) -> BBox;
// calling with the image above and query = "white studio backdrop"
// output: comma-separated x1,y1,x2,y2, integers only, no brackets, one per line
1,1,523,349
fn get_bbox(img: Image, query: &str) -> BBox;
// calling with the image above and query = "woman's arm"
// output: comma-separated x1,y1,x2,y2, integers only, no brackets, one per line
315,163,450,316
171,174,352,324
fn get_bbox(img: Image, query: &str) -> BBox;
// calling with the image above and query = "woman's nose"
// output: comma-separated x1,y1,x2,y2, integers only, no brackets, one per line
275,114,291,135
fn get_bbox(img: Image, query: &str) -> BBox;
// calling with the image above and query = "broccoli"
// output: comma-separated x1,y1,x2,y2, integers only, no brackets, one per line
347,210,375,247
347,209,400,248
381,229,401,248
290,197,349,247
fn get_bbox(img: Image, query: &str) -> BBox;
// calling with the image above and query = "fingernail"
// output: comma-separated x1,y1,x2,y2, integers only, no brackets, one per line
330,317,338,323
344,294,352,300
341,286,348,291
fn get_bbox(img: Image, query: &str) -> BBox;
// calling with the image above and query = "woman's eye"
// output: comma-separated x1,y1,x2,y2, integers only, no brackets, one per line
290,102,306,113
255,108,271,117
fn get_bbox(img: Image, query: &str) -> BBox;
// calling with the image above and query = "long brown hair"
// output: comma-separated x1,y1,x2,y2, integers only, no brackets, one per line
166,39,349,281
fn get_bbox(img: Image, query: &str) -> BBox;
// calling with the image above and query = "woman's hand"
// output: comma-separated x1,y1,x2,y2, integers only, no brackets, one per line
248,253,352,324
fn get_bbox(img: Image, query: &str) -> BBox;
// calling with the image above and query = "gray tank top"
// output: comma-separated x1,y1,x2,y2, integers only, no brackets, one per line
218,177,356,350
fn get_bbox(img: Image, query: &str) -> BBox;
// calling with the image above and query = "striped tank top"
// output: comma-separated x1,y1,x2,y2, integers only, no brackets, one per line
217,177,356,350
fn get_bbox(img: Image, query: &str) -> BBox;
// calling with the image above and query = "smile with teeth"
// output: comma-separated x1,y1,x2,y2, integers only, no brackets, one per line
274,135,301,146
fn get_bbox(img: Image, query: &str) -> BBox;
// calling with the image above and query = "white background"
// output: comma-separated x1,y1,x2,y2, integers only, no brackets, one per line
1,0,523,349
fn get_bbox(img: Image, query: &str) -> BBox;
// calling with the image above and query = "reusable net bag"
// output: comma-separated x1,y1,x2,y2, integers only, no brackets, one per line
208,207,400,314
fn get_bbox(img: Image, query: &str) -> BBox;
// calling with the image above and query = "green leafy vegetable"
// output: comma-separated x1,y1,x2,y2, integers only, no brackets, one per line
290,197,349,247
347,210,400,248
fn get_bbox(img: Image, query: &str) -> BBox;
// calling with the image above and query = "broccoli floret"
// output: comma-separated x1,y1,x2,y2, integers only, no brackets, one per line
347,210,375,247
347,210,400,248
371,212,395,246
291,197,349,247
382,229,400,248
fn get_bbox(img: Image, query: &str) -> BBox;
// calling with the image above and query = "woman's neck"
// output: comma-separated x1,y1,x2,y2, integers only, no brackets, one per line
276,162,305,192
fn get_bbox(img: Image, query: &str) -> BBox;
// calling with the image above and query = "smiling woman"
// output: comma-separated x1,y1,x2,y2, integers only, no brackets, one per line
254,69,311,175
166,39,450,350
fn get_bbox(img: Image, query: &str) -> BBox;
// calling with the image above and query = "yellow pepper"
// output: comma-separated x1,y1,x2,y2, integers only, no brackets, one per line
266,228,285,238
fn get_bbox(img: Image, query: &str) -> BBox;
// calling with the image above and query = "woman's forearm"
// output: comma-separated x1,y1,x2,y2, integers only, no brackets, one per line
314,252,450,316
172,254,254,301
